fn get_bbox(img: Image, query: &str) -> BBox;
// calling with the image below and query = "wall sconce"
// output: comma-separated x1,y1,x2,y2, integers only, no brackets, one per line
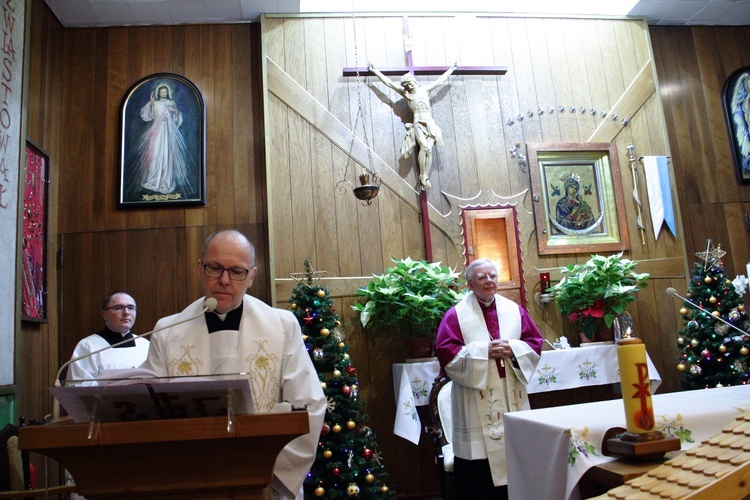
534,273,554,308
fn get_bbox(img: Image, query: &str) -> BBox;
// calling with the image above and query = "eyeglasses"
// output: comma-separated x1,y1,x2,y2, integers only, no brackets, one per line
105,305,136,312
203,263,251,281
472,273,498,283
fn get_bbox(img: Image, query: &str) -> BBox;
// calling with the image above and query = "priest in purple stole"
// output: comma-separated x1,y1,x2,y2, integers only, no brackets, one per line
436,258,543,499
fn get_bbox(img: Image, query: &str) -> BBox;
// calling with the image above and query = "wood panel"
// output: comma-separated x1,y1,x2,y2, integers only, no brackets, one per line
263,14,686,495
20,0,66,485
651,25,750,279
20,2,267,458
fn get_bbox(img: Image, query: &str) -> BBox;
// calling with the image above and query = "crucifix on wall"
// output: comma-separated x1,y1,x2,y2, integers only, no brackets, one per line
342,16,507,260
367,61,457,192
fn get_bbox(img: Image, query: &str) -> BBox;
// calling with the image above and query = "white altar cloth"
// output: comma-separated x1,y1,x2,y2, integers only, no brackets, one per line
527,343,661,394
392,359,440,444
504,385,750,500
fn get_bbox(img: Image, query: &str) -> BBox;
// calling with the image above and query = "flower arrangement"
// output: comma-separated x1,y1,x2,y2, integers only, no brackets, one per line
351,257,466,338
547,253,649,340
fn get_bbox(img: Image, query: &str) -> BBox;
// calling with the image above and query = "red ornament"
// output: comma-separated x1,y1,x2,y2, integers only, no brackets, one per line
701,349,711,359
321,423,330,436
303,309,314,325
333,468,341,476
363,448,373,460
346,366,356,375
342,385,351,396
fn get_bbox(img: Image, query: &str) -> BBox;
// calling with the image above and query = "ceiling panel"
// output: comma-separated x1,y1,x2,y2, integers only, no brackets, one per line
43,0,750,28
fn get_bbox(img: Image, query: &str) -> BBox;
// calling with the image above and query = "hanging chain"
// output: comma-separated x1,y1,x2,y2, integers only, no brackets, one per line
350,11,375,173
336,9,380,201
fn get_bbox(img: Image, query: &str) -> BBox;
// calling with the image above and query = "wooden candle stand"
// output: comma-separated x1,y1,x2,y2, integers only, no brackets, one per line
603,426,681,461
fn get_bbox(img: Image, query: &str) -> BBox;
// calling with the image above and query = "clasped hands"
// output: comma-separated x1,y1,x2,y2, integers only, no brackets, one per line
489,339,512,360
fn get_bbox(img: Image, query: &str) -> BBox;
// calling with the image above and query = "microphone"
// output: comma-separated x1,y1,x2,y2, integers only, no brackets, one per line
665,287,748,336
52,297,218,418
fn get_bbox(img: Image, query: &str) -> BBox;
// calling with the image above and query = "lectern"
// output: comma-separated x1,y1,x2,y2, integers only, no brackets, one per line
19,412,309,498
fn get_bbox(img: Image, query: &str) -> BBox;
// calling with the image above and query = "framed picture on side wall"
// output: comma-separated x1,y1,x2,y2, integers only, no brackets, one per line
22,141,49,322
528,142,630,255
118,73,206,208
723,66,750,184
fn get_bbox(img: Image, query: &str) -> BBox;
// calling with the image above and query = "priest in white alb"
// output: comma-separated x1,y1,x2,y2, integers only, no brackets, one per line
435,258,543,500
141,230,326,499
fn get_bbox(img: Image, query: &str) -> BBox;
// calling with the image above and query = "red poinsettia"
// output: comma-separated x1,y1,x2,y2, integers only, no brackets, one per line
567,299,607,323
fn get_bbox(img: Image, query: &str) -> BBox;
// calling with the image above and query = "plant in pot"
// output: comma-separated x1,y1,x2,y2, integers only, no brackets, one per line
547,253,650,343
351,257,466,358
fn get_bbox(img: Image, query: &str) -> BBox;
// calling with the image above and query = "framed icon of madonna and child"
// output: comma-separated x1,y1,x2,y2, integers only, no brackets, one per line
528,142,630,255
118,73,206,208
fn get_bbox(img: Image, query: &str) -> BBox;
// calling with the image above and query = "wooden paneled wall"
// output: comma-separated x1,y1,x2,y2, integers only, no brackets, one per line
20,2,750,495
22,1,267,433
262,14,689,494
18,1,64,483
55,12,269,396
262,18,687,378
651,26,750,276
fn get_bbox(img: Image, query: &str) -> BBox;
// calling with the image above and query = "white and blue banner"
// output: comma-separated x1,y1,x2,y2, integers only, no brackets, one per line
643,156,677,240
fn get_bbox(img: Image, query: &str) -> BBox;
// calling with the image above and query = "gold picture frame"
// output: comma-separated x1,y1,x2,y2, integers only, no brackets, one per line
528,142,629,255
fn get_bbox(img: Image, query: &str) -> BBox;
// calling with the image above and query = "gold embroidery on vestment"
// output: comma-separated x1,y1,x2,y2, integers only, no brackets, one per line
169,344,203,376
245,339,279,411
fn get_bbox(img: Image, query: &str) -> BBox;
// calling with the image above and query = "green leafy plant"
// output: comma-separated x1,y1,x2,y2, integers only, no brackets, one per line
351,257,466,338
547,253,650,329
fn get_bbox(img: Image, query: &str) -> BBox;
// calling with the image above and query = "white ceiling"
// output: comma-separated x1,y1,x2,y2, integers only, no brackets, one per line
43,0,750,28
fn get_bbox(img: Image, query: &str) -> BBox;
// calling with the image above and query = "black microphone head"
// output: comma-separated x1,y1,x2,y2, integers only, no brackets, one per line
204,297,218,312
666,287,678,297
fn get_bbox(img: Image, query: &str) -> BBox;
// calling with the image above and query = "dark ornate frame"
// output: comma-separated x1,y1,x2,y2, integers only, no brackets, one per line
723,66,750,184
118,73,206,208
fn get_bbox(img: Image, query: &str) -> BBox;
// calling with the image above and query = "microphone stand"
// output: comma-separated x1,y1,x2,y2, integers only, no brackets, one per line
666,287,749,337
52,298,218,419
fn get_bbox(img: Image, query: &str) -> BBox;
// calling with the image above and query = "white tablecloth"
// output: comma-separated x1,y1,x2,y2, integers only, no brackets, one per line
527,344,661,394
392,359,440,444
504,385,750,500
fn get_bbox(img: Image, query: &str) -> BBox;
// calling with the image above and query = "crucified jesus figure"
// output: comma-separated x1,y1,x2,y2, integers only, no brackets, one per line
368,61,458,191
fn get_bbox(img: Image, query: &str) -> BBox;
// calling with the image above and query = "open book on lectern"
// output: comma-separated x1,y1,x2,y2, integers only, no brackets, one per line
50,370,254,423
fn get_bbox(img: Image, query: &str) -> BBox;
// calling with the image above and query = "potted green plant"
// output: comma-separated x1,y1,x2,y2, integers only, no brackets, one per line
547,253,650,343
351,257,466,357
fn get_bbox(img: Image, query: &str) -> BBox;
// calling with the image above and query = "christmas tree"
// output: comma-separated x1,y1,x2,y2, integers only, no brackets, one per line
676,241,750,390
289,260,395,499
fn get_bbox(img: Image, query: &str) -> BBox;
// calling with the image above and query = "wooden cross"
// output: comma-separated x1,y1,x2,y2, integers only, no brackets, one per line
343,16,507,262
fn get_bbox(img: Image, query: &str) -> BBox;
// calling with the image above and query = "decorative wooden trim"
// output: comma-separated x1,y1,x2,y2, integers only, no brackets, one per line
588,61,656,143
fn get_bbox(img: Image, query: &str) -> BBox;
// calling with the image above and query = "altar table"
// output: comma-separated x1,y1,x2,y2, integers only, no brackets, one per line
391,345,660,444
504,385,750,500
